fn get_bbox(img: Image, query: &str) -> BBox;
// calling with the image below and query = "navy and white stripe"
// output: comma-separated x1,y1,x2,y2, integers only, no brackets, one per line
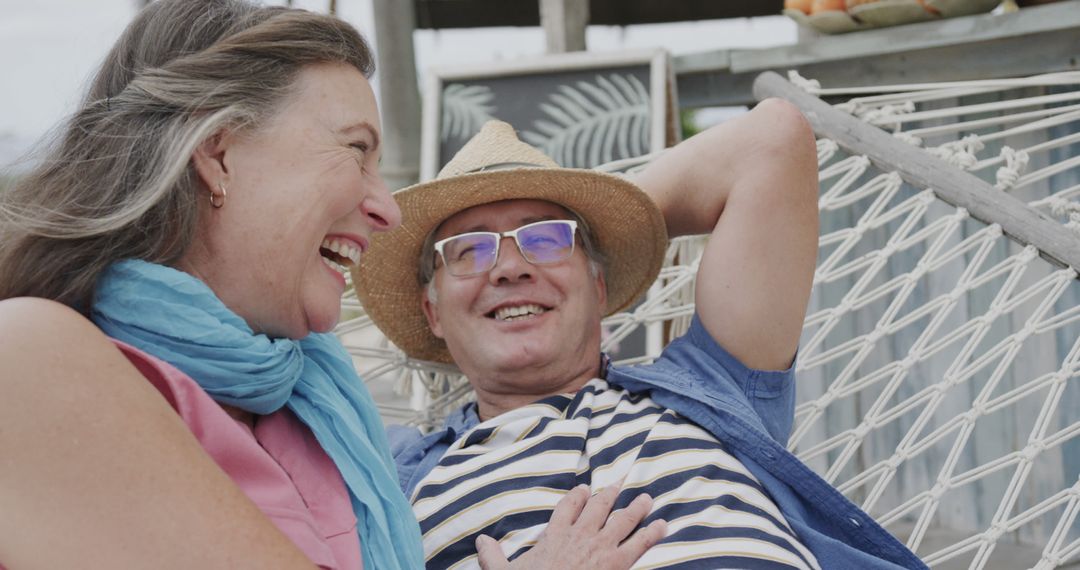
411,379,820,570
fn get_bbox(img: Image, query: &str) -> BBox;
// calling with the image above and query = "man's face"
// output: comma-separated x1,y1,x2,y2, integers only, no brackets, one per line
421,199,607,395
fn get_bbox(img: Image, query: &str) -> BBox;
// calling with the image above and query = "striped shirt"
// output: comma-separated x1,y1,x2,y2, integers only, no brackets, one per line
411,378,820,570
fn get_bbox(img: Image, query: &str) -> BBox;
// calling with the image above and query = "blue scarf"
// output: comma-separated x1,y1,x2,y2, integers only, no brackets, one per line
92,259,424,570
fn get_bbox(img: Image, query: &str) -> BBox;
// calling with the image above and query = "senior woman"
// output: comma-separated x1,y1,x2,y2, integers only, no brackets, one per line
0,1,663,568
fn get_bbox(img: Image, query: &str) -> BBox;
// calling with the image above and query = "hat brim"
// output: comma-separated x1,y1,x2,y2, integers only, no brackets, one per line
353,167,667,364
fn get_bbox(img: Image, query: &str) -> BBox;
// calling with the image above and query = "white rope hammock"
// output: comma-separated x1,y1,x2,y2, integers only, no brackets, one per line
336,70,1080,569
791,70,1080,229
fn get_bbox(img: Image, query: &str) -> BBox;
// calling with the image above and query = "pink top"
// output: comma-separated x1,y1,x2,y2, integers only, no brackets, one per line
113,339,363,569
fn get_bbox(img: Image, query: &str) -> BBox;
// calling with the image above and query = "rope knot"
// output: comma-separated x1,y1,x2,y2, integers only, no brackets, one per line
787,70,821,93
1048,197,1080,217
858,101,916,130
928,135,983,170
994,146,1030,190
1066,213,1080,236
816,139,840,164
893,131,923,147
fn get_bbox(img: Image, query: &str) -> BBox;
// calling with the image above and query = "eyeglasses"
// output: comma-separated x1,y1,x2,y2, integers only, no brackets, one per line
433,219,578,277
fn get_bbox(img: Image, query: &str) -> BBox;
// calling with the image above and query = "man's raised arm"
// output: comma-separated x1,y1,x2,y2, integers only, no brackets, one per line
630,98,819,371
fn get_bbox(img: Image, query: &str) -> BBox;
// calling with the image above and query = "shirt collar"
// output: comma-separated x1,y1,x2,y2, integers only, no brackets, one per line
445,352,610,434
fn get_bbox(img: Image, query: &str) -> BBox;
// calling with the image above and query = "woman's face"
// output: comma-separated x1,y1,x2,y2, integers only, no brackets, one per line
182,62,400,339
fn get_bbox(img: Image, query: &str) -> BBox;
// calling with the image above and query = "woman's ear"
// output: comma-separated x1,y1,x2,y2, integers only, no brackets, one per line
191,130,230,190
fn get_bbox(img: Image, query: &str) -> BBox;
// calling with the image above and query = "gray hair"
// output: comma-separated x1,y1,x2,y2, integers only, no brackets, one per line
0,0,374,313
418,205,609,304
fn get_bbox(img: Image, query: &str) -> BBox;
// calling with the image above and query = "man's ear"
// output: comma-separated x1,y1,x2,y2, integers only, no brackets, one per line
190,129,230,191
421,286,444,339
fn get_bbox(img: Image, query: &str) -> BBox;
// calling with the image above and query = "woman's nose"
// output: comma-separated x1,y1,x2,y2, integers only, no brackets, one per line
361,175,402,232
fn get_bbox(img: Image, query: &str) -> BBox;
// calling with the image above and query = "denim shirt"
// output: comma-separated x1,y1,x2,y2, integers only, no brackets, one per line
389,314,927,570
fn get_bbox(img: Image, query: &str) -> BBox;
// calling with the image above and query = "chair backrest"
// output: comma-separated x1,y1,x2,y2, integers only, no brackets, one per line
337,70,1080,569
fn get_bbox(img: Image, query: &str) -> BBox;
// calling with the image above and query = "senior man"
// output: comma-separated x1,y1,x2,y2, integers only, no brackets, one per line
356,107,925,569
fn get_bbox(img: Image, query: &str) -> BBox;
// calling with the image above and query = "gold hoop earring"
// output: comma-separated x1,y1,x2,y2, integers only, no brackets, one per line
210,182,227,209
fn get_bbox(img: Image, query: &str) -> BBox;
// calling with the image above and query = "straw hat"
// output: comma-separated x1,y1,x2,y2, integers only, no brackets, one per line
353,120,667,364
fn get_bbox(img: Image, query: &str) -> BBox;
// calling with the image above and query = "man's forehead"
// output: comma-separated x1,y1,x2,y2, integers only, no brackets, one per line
435,199,572,237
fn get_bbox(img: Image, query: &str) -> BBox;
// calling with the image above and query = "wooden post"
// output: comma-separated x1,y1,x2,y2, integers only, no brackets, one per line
370,0,422,191
753,71,1080,272
540,0,589,53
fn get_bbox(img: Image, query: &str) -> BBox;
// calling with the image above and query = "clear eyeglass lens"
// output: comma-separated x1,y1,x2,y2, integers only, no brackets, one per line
442,233,498,276
516,221,575,263
437,220,577,277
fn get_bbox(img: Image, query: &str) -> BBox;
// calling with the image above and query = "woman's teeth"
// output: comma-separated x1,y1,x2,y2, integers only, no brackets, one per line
321,237,361,265
495,304,547,321
322,256,349,275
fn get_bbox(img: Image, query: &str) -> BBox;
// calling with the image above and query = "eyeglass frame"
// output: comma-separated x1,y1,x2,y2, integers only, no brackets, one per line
432,219,579,277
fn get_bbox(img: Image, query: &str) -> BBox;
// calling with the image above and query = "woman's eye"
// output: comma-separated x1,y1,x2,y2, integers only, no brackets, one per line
350,142,369,153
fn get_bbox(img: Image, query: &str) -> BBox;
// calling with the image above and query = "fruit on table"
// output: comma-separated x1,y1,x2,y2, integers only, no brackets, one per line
844,0,940,12
785,0,814,13
811,0,847,13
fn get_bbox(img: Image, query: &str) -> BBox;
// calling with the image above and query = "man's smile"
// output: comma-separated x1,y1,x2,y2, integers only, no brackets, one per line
489,303,551,321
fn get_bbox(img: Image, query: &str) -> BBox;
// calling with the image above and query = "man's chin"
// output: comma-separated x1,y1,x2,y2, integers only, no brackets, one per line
469,345,558,375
